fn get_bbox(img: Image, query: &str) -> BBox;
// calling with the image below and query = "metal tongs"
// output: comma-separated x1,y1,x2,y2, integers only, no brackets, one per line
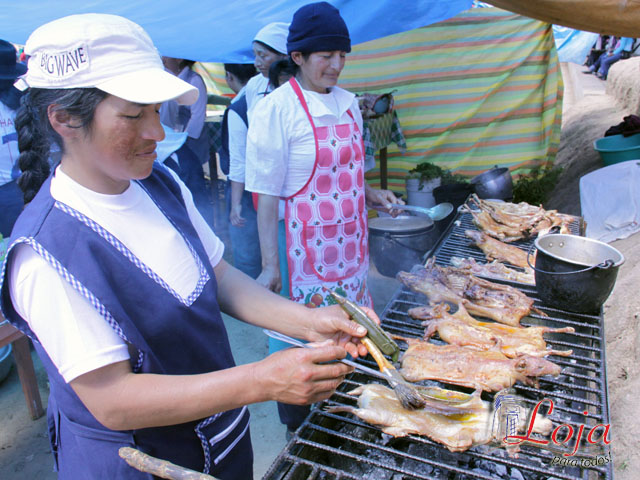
264,329,473,407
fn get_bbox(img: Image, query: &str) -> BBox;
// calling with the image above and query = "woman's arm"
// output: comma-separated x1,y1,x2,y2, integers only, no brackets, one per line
227,109,249,226
214,259,369,356
229,180,246,226
255,193,282,292
68,260,371,432
70,341,353,431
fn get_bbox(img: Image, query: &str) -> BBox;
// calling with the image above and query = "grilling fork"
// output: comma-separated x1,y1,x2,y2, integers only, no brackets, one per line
264,329,471,406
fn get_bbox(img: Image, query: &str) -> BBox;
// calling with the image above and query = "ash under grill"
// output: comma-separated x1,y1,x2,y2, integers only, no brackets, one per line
263,209,612,480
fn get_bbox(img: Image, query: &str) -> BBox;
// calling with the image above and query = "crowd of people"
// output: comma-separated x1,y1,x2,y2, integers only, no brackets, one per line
583,35,636,80
0,2,402,479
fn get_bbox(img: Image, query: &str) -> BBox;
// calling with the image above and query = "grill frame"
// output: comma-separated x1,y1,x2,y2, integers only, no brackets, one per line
263,207,613,480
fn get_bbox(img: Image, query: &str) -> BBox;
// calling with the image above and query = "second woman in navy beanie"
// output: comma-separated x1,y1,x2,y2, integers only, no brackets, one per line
286,1,351,54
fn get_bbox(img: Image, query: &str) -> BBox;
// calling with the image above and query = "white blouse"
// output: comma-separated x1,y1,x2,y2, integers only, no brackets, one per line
245,81,364,198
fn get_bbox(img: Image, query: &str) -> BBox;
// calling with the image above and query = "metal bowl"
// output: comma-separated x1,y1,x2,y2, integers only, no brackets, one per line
368,215,439,277
531,234,624,313
470,167,513,200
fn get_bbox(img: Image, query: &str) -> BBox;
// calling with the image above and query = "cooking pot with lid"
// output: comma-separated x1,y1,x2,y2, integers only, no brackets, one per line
528,234,624,313
470,166,513,200
368,215,439,277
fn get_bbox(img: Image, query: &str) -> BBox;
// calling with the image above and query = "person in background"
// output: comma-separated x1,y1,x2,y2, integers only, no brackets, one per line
245,1,402,435
219,63,262,278
584,36,635,80
268,58,297,89
584,34,610,68
0,39,26,237
244,22,289,115
160,57,214,224
2,14,374,479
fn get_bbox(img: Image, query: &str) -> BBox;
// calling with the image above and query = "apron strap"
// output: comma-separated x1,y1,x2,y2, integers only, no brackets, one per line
286,78,321,200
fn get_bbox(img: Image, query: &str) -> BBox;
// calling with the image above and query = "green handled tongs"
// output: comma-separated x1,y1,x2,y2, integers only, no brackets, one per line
263,329,473,407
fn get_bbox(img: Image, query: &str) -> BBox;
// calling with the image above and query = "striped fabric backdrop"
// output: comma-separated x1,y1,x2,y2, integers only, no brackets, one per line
199,7,563,191
339,7,563,190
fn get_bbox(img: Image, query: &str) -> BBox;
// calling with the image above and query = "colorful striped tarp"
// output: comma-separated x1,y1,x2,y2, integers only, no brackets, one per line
199,7,563,191
339,7,563,190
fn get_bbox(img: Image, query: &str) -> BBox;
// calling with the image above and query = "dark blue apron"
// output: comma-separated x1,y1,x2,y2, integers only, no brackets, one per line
0,165,253,479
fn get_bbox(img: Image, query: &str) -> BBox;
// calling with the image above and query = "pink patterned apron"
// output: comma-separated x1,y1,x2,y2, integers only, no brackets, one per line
284,78,372,308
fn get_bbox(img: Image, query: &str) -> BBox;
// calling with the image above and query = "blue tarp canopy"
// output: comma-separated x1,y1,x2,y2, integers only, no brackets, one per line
553,26,598,65
0,0,472,63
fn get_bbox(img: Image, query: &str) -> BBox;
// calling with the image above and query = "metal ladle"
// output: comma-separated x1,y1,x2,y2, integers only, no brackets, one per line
375,203,454,221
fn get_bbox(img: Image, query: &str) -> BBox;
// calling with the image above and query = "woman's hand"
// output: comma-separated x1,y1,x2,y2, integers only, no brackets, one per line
254,343,353,405
256,264,282,293
229,202,246,227
364,184,405,217
303,304,379,358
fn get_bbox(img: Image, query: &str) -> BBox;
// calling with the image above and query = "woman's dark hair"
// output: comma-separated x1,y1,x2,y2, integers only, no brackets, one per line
253,40,284,56
282,53,311,79
224,63,257,85
15,87,107,203
180,59,196,70
268,59,297,88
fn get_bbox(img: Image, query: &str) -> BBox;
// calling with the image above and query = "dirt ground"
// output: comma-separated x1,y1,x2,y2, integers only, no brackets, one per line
548,58,640,479
1,58,639,479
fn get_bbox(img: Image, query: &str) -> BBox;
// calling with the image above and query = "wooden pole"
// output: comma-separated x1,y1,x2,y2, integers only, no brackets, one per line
484,0,640,37
12,335,44,420
379,147,388,190
119,447,218,480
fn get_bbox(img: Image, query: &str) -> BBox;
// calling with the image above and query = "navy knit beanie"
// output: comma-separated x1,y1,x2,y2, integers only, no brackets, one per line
287,2,351,54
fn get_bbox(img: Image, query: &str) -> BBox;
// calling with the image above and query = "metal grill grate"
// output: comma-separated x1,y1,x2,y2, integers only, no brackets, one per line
263,208,611,480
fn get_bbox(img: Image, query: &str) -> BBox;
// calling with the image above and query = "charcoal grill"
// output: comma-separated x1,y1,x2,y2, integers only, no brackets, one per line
263,206,612,480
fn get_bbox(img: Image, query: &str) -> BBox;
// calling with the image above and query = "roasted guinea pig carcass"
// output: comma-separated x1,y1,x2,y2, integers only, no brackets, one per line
327,384,552,453
461,194,574,242
399,338,562,392
397,258,541,326
465,229,531,270
450,256,535,285
408,302,574,358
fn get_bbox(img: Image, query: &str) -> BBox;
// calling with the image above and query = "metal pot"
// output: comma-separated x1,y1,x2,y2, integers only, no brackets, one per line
470,166,513,200
368,215,439,277
527,234,624,313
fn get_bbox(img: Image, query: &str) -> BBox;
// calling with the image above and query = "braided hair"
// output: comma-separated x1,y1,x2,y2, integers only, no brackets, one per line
15,88,107,203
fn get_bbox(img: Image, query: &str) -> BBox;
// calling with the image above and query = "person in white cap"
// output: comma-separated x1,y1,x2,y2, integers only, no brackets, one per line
223,22,288,284
244,21,289,115
0,13,375,479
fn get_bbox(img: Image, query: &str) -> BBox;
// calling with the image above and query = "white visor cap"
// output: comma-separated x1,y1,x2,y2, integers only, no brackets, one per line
253,22,290,55
21,13,198,106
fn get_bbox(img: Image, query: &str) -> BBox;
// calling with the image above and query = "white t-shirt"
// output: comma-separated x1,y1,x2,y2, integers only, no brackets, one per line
8,166,224,382
245,82,364,199
227,86,249,184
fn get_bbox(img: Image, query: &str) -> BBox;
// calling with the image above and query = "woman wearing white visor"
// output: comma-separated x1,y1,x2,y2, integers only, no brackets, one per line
244,21,289,114
0,13,375,479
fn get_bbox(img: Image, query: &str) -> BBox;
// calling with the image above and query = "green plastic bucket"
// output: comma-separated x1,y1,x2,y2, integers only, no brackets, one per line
593,133,640,166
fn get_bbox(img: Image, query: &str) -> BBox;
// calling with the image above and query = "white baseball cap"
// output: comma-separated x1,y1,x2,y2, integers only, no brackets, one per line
253,22,290,55
18,13,198,106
